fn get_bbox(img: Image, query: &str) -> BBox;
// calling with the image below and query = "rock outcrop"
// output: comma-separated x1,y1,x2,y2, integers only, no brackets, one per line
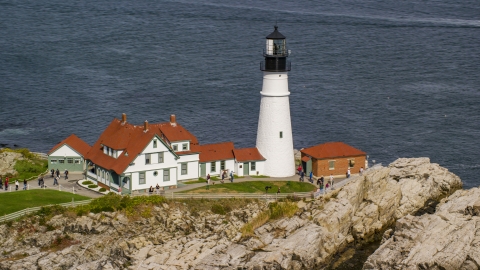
364,185,480,270
0,151,22,176
0,158,462,269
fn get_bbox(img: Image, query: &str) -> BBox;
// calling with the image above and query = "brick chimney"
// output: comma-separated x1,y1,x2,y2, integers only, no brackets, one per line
144,120,149,132
121,113,127,124
170,114,177,127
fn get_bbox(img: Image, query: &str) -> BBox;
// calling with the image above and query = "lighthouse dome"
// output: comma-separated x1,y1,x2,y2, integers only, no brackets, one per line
266,26,285,39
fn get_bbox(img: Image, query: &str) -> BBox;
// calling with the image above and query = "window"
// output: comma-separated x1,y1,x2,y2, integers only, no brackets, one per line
74,159,81,164
251,162,256,171
211,162,216,172
153,139,157,148
329,160,335,170
153,171,158,176
163,169,170,181
145,154,151,164
51,159,57,164
158,152,164,163
280,131,283,138
59,160,65,164
172,145,178,151
349,159,355,168
181,163,187,175
67,158,73,164
182,143,188,151
139,172,146,184
220,160,225,170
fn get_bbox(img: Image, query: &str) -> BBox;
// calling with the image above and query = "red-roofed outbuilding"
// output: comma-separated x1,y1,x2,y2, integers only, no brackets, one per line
47,134,91,172
300,142,367,177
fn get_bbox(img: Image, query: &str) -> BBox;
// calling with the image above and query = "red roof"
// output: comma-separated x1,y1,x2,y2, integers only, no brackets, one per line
300,142,366,159
193,142,235,163
233,147,265,162
86,118,197,174
48,134,91,157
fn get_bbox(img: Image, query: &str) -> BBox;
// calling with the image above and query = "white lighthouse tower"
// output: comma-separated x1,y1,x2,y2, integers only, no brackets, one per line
256,26,295,177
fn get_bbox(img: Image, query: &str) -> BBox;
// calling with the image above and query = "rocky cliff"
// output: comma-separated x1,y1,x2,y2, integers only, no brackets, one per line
364,184,480,270
0,158,462,269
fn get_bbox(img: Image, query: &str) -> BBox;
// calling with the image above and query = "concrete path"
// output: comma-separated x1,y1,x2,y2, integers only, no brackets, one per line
0,173,102,198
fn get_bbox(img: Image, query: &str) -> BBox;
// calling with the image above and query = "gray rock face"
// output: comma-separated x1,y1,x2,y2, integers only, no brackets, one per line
0,151,22,176
0,158,463,269
364,187,480,270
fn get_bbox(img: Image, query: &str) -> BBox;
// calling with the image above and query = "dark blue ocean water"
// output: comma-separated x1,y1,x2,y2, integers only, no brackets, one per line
1,0,479,188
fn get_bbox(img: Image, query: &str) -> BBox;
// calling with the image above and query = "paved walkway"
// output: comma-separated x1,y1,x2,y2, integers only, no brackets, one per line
0,173,102,198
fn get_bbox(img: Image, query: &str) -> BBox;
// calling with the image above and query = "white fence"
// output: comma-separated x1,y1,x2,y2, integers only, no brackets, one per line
0,199,93,223
158,192,315,200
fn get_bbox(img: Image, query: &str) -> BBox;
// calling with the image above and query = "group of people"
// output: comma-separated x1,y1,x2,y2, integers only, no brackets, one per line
207,170,234,185
0,176,28,191
148,184,162,194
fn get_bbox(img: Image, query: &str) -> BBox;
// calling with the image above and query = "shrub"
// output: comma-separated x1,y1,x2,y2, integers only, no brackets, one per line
82,181,93,185
211,203,231,215
99,188,107,192
240,201,298,237
88,185,98,189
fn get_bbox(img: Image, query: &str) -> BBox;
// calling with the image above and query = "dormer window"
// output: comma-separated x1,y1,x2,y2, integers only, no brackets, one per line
173,145,178,151
182,143,188,151
153,140,157,148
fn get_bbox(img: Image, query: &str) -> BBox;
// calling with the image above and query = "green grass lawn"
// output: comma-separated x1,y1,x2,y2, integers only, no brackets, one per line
0,189,91,215
180,181,316,194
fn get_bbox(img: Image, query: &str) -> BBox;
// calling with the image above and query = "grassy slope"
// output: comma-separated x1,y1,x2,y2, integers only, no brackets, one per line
181,181,316,194
0,189,91,215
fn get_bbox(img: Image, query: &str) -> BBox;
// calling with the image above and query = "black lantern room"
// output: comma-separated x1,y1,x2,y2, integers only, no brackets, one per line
260,26,291,72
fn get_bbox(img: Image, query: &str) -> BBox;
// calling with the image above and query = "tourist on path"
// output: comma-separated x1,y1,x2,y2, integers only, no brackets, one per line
64,169,69,180
50,169,54,178
300,171,305,182
221,171,225,182
155,183,160,194
149,186,154,194
360,167,364,176
329,174,334,187
0,176,3,189
23,179,27,190
53,176,59,186
55,169,60,178
277,187,281,194
309,171,313,183
230,171,234,183
347,169,351,178
207,174,211,185
297,165,302,175
5,177,9,191
15,180,19,190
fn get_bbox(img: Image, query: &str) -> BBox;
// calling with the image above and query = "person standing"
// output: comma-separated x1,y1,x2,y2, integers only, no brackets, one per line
64,169,69,180
155,183,160,194
5,177,9,191
309,171,313,183
229,170,234,183
207,174,211,185
51,169,54,178
15,180,19,190
221,171,225,182
360,167,364,176
56,169,60,178
297,165,302,175
300,171,305,182
0,176,3,189
329,174,334,187
53,176,58,186
347,168,351,178
23,179,27,190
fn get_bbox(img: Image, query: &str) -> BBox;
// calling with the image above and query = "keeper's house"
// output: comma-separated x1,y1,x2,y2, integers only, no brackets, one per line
47,134,91,172
300,142,367,177
48,113,266,194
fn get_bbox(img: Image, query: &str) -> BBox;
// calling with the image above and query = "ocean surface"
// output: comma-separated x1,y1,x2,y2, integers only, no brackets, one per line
1,0,479,188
